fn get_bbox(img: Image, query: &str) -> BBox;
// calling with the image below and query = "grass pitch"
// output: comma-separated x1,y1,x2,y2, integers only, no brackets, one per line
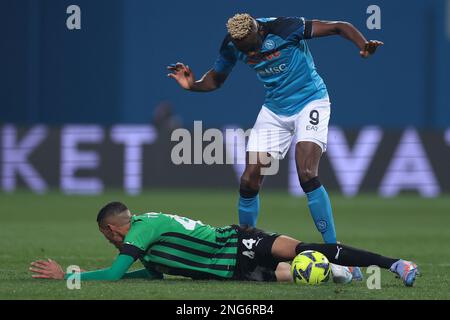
0,190,449,300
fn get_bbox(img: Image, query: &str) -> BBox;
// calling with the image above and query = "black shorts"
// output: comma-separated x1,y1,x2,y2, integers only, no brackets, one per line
232,225,281,282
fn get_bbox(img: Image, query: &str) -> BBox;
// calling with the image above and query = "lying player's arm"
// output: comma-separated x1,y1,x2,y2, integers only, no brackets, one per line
30,255,133,281
30,255,161,281
167,63,228,92
70,254,134,281
311,20,383,58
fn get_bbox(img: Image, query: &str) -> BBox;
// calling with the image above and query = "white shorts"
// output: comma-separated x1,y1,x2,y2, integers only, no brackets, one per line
247,98,331,159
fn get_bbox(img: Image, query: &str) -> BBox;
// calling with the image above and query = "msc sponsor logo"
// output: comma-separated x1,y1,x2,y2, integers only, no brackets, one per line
257,63,288,76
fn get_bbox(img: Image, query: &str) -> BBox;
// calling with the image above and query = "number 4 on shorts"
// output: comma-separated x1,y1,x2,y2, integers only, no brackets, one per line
242,238,257,250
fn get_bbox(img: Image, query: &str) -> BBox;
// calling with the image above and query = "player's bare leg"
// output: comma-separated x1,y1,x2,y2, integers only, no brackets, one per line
238,152,270,226
271,235,301,261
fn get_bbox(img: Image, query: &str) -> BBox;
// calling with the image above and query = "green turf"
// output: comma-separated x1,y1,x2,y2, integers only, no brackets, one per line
1,190,449,300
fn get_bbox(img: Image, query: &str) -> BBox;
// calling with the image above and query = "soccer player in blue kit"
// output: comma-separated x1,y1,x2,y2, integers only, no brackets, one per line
168,14,383,280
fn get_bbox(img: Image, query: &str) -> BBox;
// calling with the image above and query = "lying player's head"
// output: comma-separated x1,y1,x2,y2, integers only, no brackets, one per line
96,201,132,249
227,13,263,57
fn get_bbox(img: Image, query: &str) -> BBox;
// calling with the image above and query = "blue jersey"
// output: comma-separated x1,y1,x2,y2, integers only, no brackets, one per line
213,17,328,116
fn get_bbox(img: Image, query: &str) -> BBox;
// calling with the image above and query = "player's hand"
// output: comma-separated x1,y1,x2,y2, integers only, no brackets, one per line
167,62,195,90
30,258,65,280
360,40,384,58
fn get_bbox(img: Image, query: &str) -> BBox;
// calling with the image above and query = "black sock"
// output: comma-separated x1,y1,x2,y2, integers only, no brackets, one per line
296,243,399,269
239,186,259,198
300,177,321,193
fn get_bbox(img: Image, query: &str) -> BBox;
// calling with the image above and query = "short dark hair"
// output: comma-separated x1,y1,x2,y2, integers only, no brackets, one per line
97,201,129,225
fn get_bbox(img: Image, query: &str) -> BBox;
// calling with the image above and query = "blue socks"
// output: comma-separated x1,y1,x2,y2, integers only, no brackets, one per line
302,178,337,244
238,188,259,227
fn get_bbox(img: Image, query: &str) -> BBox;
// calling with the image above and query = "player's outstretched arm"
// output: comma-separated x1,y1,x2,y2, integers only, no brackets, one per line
30,254,138,281
167,63,228,92
311,20,383,58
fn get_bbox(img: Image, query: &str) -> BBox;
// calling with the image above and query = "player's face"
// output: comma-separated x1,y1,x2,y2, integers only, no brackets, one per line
99,226,124,250
233,21,263,58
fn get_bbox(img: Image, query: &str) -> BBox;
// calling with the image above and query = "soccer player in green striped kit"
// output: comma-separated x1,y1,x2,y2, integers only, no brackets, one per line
30,202,418,286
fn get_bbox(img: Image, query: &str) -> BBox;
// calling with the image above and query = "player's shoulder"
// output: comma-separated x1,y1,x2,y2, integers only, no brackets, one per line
258,16,307,39
131,212,166,224
257,16,306,26
218,33,235,51
128,213,168,237
256,17,278,23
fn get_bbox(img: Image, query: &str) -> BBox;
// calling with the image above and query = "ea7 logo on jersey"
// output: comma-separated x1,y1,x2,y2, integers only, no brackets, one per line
306,125,318,131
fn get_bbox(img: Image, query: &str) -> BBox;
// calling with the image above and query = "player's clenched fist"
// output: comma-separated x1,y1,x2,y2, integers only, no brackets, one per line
360,40,384,58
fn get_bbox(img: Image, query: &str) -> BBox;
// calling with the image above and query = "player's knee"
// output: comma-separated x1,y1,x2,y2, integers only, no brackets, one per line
275,262,293,282
298,167,316,183
239,176,260,195
240,166,262,191
240,168,262,195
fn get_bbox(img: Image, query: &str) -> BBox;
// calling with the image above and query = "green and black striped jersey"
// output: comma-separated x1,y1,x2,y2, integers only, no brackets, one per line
121,213,239,280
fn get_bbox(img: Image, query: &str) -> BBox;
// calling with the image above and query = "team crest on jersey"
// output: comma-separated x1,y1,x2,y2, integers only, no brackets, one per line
264,39,276,50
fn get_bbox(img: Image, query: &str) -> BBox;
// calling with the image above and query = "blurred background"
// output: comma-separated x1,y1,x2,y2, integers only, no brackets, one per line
0,0,449,196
